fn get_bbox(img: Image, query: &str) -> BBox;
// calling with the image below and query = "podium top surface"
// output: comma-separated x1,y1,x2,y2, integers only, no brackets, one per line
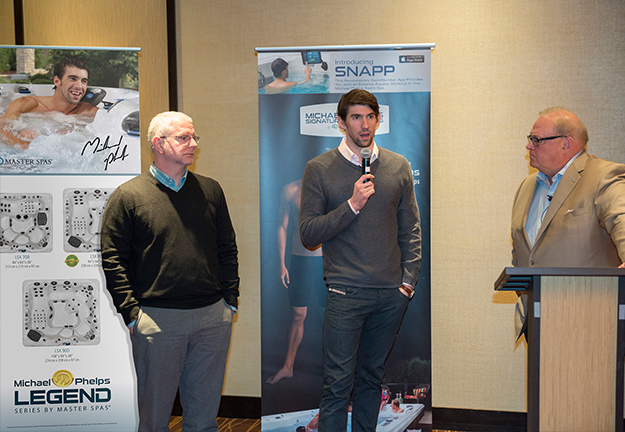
494,267,625,291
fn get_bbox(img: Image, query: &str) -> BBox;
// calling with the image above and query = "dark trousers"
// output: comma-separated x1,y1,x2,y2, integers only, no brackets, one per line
318,286,409,432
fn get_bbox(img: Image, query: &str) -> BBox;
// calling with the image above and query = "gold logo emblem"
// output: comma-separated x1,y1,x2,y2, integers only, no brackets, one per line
52,370,74,387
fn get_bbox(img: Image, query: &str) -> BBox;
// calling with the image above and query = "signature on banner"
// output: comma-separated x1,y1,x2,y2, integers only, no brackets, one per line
82,136,130,171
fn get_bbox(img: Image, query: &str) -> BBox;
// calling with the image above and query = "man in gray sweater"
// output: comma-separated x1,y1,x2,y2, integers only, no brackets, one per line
300,89,421,431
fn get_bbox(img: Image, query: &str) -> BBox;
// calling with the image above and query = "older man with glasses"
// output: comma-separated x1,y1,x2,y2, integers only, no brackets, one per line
510,107,625,341
511,106,625,273
101,111,240,432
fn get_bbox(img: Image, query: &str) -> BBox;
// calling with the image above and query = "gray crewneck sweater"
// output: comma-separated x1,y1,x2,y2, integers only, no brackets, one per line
300,147,421,288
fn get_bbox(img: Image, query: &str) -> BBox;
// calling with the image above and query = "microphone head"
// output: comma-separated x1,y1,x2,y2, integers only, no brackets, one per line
360,148,372,159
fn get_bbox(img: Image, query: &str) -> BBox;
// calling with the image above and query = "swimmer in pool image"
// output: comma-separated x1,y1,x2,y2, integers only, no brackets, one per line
263,57,312,94
0,57,98,148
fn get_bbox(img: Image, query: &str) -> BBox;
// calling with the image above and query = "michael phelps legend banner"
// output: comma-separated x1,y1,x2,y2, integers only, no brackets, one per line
257,44,434,431
0,46,140,431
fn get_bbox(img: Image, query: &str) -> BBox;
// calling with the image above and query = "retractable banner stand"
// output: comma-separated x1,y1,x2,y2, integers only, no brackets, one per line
0,46,140,431
257,44,434,432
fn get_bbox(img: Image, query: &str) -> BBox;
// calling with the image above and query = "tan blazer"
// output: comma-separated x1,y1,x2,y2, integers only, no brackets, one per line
511,150,625,267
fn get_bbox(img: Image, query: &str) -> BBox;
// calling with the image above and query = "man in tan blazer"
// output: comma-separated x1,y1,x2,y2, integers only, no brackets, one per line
511,107,625,269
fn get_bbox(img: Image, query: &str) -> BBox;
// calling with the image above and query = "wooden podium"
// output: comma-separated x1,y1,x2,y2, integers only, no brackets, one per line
495,267,625,432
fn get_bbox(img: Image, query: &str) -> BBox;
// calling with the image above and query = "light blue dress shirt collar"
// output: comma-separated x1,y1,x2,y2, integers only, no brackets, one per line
149,163,188,192
525,150,582,246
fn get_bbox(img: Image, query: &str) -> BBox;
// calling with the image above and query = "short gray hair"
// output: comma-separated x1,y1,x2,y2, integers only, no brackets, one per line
147,111,194,150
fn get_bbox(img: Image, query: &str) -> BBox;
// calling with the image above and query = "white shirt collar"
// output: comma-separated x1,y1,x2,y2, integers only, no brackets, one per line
338,138,379,166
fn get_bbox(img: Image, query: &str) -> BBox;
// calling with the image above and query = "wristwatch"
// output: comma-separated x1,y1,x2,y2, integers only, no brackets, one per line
400,283,415,299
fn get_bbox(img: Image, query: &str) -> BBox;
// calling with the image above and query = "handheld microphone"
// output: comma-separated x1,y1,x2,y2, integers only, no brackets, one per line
360,148,371,182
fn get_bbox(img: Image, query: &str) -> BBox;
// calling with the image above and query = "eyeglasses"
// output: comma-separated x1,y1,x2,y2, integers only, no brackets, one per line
526,135,566,147
160,135,200,144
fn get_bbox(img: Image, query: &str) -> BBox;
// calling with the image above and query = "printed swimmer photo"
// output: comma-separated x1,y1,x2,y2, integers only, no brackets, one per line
23,279,100,347
0,193,52,253
258,51,330,95
63,188,114,252
0,46,140,174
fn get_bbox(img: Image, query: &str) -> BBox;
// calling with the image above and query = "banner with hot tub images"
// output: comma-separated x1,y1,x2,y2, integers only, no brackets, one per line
0,46,140,431
257,44,434,432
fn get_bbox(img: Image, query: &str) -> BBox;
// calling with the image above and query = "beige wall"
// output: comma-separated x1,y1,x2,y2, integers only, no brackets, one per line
177,0,625,410
0,0,14,45
4,0,625,412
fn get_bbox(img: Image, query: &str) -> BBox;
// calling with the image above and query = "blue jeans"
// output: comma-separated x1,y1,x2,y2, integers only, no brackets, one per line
318,285,409,432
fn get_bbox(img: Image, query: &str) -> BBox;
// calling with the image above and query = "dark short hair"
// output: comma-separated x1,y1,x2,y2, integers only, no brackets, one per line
271,58,289,78
53,57,90,80
337,89,380,122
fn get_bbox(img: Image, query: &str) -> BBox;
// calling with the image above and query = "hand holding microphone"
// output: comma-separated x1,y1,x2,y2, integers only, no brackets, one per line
361,148,372,181
349,148,375,212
